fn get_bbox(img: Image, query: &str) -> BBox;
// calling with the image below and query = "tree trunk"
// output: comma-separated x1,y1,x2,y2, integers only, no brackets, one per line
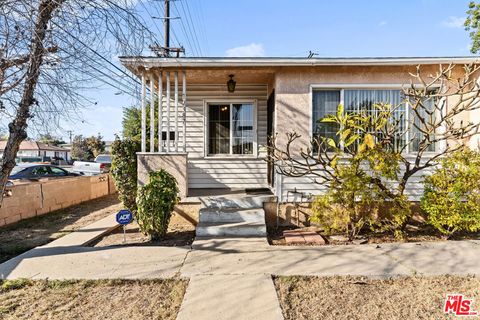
0,0,63,206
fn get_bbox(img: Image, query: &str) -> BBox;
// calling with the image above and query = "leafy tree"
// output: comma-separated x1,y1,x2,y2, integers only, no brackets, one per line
71,135,92,161
421,148,480,237
309,104,409,240
465,1,480,53
85,134,106,158
122,106,142,142
71,134,105,160
122,103,158,147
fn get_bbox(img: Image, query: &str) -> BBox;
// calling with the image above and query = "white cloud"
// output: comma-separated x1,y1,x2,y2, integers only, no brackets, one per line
226,43,266,57
442,16,465,28
378,21,387,27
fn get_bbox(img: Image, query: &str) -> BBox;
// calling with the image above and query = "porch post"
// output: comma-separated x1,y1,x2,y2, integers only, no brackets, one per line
166,71,171,153
182,71,187,153
149,74,155,153
141,72,146,152
174,71,179,152
158,71,163,152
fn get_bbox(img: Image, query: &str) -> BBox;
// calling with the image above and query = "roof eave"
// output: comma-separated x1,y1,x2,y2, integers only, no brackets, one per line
119,57,480,70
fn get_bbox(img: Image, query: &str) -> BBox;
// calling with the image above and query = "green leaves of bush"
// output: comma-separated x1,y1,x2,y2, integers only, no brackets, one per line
421,148,480,236
311,104,411,241
136,169,179,240
111,137,140,213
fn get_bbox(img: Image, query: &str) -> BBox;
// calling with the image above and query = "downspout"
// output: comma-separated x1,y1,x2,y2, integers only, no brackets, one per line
275,172,283,228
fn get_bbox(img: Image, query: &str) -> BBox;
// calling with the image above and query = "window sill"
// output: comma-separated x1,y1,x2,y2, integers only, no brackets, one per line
204,154,260,160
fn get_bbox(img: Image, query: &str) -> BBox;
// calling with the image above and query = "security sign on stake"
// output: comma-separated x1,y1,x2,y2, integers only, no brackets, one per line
116,209,133,243
116,209,133,225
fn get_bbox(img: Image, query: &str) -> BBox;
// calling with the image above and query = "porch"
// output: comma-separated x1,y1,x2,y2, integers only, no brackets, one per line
126,62,275,198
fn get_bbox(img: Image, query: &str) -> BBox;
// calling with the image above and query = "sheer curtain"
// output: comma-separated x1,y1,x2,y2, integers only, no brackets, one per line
410,96,436,152
312,90,341,144
344,89,405,150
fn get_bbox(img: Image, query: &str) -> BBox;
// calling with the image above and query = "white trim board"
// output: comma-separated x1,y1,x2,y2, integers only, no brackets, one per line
203,99,258,158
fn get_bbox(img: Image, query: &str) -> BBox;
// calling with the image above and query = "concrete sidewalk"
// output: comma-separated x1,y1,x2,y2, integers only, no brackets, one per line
42,213,120,248
4,237,477,279
1,219,479,319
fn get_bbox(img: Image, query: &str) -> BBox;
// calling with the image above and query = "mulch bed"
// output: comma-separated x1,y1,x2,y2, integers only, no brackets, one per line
90,221,195,247
268,225,480,246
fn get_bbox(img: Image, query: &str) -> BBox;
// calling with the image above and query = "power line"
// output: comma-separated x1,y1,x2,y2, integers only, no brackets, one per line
172,1,198,56
137,0,165,44
178,0,202,56
52,21,141,86
191,0,209,56
102,0,164,46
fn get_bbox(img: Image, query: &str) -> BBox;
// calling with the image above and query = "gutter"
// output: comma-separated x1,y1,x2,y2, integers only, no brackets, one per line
119,57,480,69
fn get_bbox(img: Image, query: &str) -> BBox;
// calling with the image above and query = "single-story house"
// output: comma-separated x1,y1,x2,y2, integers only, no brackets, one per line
119,56,480,200
0,140,70,161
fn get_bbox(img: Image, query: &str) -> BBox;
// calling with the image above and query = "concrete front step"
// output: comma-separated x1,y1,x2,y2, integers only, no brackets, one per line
199,208,265,224
196,221,267,237
200,195,274,210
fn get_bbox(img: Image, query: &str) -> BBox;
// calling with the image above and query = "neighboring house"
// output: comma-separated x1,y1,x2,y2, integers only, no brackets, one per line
119,56,480,200
0,141,70,161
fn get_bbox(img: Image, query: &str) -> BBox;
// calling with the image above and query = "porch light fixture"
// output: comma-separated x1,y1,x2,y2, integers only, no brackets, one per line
227,74,236,93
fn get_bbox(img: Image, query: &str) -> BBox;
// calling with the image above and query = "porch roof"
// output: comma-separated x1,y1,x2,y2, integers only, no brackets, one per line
119,56,480,73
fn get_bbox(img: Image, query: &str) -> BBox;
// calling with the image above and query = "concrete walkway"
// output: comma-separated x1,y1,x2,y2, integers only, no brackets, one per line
4,237,478,279
42,213,120,248
1,214,479,319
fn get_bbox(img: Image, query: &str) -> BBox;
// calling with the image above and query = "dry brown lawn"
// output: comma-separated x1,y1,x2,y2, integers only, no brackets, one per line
0,194,122,263
0,278,188,320
274,275,480,320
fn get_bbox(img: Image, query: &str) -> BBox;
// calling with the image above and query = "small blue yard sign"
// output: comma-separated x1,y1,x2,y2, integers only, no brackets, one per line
116,209,133,225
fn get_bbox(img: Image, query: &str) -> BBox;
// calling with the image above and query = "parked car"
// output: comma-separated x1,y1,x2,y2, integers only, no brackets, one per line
9,164,80,181
72,160,108,176
95,154,112,164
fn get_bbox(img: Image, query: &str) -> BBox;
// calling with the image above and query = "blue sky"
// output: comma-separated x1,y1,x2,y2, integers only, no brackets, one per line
60,0,475,142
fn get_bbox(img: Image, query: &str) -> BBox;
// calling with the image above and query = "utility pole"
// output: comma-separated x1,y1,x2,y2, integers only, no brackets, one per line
66,130,73,144
150,0,185,57
164,0,170,55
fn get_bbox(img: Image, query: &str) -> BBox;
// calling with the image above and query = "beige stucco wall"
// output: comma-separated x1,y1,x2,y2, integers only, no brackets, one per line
137,153,188,198
273,65,473,151
0,174,116,227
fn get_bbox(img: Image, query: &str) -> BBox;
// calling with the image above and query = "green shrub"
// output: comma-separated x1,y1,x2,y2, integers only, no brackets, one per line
310,112,412,240
310,163,410,241
111,136,140,213
421,148,480,236
136,169,179,240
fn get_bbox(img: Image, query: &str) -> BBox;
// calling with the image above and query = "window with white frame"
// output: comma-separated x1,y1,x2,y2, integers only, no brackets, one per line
312,88,436,153
207,102,255,155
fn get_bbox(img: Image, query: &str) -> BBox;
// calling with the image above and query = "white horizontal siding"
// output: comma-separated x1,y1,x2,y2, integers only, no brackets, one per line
277,162,437,202
183,84,269,189
188,159,268,189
